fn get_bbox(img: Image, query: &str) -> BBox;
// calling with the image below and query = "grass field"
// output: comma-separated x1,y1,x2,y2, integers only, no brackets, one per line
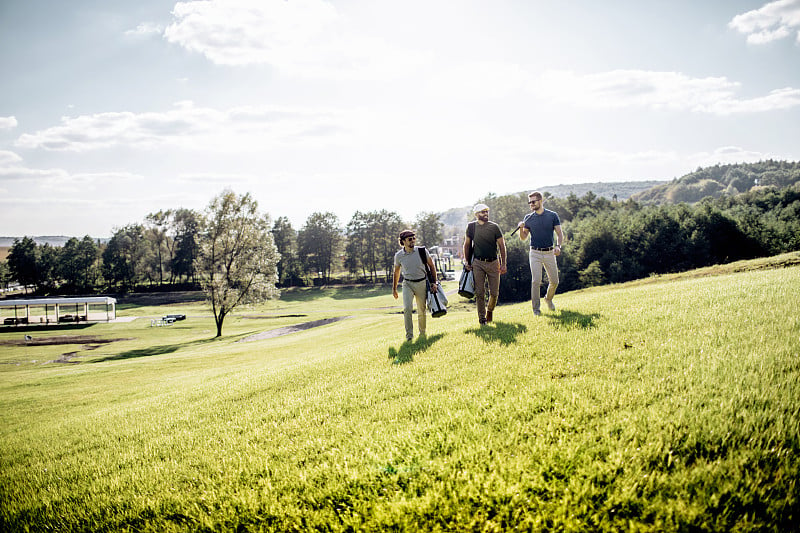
1,254,798,532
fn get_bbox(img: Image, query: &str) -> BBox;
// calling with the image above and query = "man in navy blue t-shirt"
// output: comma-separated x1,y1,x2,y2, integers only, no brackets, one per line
517,191,565,315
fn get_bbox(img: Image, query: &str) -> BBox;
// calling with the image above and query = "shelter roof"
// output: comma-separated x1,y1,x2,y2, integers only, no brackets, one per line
0,296,117,307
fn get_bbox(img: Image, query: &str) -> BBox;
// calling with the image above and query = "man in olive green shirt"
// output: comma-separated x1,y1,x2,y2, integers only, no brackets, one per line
463,203,507,325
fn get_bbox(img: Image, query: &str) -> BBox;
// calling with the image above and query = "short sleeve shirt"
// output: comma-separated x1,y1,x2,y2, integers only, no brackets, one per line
523,209,561,248
468,221,503,260
394,246,427,281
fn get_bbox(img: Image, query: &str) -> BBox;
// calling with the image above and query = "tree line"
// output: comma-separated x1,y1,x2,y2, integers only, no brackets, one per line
484,183,800,302
1,204,443,294
2,176,798,304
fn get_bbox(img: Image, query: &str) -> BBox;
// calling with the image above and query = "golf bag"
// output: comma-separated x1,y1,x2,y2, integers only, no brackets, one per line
459,221,477,299
426,280,448,318
458,267,475,299
419,246,447,317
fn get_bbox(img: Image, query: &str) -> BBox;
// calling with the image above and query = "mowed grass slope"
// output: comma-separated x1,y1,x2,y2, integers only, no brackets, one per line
1,259,798,532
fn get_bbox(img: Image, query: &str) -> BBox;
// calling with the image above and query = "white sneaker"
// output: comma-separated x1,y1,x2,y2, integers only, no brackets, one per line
545,299,555,311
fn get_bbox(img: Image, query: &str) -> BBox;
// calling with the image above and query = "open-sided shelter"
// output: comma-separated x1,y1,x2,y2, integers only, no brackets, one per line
0,296,117,325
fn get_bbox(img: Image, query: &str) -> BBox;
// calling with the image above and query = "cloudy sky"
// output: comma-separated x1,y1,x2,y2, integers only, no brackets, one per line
1,0,799,237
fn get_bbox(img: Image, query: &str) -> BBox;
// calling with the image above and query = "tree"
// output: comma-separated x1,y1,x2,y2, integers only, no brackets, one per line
345,211,372,280
372,210,405,283
195,190,280,337
7,237,38,293
171,208,201,284
0,260,11,291
35,244,59,292
414,211,444,248
145,211,171,285
59,236,99,292
579,260,605,287
343,210,403,282
298,212,341,283
102,224,148,291
272,216,304,286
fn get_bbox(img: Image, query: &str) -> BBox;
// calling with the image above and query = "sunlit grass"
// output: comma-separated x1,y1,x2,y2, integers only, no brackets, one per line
0,265,798,531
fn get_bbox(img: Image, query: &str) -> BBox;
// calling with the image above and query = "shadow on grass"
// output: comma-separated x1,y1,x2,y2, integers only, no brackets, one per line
547,309,601,330
388,333,445,365
92,337,219,362
466,321,527,346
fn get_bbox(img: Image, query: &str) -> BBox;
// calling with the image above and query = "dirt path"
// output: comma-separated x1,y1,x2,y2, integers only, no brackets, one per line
238,316,353,343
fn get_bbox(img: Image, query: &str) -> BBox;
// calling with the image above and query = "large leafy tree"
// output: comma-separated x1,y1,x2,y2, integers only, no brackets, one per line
298,212,341,283
195,190,280,337
59,236,99,292
7,237,38,293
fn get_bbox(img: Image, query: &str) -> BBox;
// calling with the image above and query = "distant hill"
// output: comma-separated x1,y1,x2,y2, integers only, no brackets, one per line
0,236,108,248
439,180,666,226
537,180,668,200
632,160,800,204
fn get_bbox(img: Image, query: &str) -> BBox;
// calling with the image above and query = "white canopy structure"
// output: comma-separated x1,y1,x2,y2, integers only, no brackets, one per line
0,296,117,325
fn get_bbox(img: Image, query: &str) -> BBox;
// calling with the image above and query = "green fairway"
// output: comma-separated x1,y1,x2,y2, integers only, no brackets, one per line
1,259,798,532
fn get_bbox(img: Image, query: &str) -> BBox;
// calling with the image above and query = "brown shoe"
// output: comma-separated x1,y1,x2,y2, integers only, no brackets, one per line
486,310,493,323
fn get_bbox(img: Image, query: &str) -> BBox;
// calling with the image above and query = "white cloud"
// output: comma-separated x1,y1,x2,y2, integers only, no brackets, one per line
729,0,800,44
15,101,353,152
162,0,430,79
0,150,23,166
0,116,18,130
534,70,800,114
125,22,163,37
0,150,65,183
0,165,68,182
690,146,772,167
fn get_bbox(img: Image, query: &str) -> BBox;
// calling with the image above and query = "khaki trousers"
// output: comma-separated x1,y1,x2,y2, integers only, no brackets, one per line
402,279,427,339
529,249,559,312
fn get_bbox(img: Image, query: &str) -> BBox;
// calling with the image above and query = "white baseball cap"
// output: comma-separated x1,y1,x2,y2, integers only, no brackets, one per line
473,203,490,213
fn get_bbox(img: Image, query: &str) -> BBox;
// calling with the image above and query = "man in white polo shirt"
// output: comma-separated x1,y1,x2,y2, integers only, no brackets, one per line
392,230,439,341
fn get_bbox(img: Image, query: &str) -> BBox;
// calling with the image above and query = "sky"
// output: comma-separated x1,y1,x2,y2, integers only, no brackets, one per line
1,0,799,238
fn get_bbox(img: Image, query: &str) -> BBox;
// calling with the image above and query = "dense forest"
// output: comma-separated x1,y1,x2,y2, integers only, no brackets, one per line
632,160,800,204
1,161,799,301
